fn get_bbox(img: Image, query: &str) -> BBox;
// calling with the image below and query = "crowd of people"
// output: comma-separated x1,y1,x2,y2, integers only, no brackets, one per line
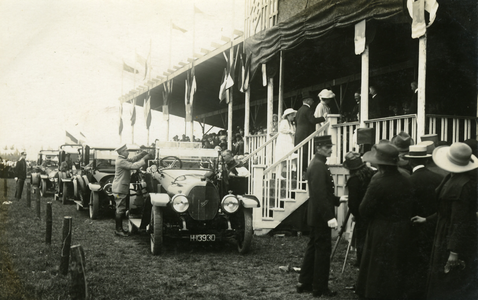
296,130,478,299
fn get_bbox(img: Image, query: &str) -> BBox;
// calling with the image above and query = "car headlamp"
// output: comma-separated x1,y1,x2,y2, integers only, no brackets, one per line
172,194,189,213
221,195,239,213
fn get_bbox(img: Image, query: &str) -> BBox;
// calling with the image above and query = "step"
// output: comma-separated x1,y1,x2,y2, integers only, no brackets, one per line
271,207,285,212
280,198,296,202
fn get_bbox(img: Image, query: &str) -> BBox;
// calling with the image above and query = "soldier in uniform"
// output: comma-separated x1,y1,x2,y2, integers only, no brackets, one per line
296,135,341,298
111,144,151,237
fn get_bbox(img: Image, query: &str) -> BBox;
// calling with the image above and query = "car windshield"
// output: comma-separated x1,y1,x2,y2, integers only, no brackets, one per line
93,149,116,170
155,142,219,170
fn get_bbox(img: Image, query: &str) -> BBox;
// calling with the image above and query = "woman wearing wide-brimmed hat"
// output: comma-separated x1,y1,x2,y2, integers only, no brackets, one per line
343,151,375,267
412,142,478,300
274,108,297,179
355,143,416,300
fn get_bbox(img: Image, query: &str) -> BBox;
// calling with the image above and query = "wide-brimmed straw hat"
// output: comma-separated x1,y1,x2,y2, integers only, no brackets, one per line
432,142,478,173
404,145,432,159
282,108,297,119
343,151,364,170
318,89,335,100
363,143,399,166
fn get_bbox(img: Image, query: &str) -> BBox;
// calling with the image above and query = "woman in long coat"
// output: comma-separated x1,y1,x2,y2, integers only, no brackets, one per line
355,143,416,299
412,142,478,300
343,151,375,266
274,108,296,178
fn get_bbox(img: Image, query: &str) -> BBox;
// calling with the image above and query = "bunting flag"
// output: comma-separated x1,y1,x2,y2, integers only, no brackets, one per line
136,53,148,80
130,98,137,126
162,79,173,105
239,53,251,92
261,64,267,86
354,20,366,55
408,0,439,39
219,68,228,102
144,93,151,129
185,67,197,105
118,103,123,135
172,22,187,33
123,61,138,74
65,130,79,144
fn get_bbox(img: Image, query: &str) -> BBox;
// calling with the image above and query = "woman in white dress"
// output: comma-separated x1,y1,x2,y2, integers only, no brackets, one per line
275,108,297,179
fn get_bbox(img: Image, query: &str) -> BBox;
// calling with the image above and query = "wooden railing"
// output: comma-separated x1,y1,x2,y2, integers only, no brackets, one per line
426,114,477,143
364,114,417,144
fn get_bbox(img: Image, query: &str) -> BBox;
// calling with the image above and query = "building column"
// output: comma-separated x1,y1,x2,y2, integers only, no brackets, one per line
360,46,369,128
417,34,427,142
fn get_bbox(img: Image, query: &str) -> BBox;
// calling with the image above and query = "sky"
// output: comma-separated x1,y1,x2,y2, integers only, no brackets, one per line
0,0,244,158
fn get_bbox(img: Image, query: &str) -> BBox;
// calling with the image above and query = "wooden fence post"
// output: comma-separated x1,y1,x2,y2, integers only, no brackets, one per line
36,187,41,219
69,245,89,300
26,183,31,207
46,202,52,244
3,177,6,198
59,216,73,276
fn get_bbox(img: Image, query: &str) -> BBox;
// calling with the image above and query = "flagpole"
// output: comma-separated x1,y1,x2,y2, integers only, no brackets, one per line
169,19,172,69
227,0,235,150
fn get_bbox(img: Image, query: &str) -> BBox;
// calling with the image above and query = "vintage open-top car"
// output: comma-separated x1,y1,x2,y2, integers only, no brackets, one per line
128,141,259,255
30,150,59,197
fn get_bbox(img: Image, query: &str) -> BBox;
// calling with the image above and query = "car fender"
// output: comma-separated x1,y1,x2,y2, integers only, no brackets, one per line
40,174,49,180
150,193,170,207
88,183,102,192
238,195,260,208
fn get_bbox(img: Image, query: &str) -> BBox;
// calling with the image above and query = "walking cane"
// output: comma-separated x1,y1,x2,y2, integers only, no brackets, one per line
330,209,351,261
341,220,355,274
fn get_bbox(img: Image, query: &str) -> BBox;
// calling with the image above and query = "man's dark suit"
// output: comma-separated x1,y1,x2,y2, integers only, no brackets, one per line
294,104,325,171
369,94,386,119
299,153,340,293
14,158,27,199
408,166,444,299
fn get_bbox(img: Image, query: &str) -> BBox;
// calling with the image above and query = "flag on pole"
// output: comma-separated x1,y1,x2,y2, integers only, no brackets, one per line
123,61,139,74
410,0,426,39
354,20,366,55
185,67,197,105
144,92,151,129
261,64,267,86
172,22,187,33
219,68,228,102
136,53,148,80
162,79,173,105
119,104,123,135
130,98,137,126
65,130,78,144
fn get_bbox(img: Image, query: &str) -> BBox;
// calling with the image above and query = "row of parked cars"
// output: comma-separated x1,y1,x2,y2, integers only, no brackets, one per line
30,142,259,255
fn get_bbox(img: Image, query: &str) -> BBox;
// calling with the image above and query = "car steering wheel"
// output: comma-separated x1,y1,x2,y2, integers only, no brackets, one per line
159,156,183,169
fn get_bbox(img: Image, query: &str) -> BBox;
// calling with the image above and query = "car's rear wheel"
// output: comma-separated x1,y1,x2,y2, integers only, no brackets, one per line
237,208,253,254
40,179,47,197
89,191,100,219
62,183,68,204
150,206,163,255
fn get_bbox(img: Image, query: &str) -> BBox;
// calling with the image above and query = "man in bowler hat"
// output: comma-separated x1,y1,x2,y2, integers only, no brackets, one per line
296,135,341,298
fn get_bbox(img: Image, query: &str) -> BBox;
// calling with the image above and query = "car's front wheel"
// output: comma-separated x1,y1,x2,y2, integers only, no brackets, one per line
150,206,163,255
40,179,47,197
237,208,253,254
89,191,100,219
61,183,68,205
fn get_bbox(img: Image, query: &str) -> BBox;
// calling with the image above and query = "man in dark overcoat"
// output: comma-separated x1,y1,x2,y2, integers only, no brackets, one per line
112,144,151,237
405,145,444,299
296,135,340,298
14,152,27,200
294,97,325,172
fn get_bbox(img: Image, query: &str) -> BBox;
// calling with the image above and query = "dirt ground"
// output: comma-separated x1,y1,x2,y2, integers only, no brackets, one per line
0,178,360,299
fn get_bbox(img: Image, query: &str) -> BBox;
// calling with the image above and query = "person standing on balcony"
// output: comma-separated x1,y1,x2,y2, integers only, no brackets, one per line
368,85,386,119
294,97,325,173
14,152,27,200
296,135,341,298
274,108,297,179
314,89,334,125
411,142,478,300
112,144,151,237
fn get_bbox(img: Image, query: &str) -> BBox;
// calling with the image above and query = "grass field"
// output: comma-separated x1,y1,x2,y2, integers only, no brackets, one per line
0,178,360,300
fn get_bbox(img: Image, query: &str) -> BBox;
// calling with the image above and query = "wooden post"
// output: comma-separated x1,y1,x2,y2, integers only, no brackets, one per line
59,216,73,276
26,182,31,207
278,51,284,116
3,177,6,198
244,89,251,150
46,202,52,244
36,187,41,219
227,46,234,150
360,46,369,127
416,34,427,142
266,77,274,137
252,165,265,232
69,245,89,300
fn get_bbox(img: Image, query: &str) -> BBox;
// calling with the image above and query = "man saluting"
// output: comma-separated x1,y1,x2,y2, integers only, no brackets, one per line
112,144,152,237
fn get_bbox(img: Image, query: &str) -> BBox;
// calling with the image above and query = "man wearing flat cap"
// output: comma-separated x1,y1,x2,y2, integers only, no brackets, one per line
295,97,326,172
112,144,152,237
297,135,340,298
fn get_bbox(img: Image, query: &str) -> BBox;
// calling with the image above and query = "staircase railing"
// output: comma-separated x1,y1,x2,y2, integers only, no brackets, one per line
260,122,330,219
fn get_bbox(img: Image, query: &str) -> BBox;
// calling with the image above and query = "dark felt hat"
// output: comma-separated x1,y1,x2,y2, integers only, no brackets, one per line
363,143,399,166
314,135,333,147
343,151,364,170
391,131,413,152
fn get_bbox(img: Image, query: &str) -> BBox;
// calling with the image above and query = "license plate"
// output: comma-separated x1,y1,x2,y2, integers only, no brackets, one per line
190,234,216,242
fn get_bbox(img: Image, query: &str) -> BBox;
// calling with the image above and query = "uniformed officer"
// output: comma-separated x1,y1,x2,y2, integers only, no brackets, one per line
112,144,151,237
296,135,341,298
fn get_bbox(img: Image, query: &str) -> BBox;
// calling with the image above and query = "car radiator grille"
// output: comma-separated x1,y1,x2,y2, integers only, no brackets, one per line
188,184,220,221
